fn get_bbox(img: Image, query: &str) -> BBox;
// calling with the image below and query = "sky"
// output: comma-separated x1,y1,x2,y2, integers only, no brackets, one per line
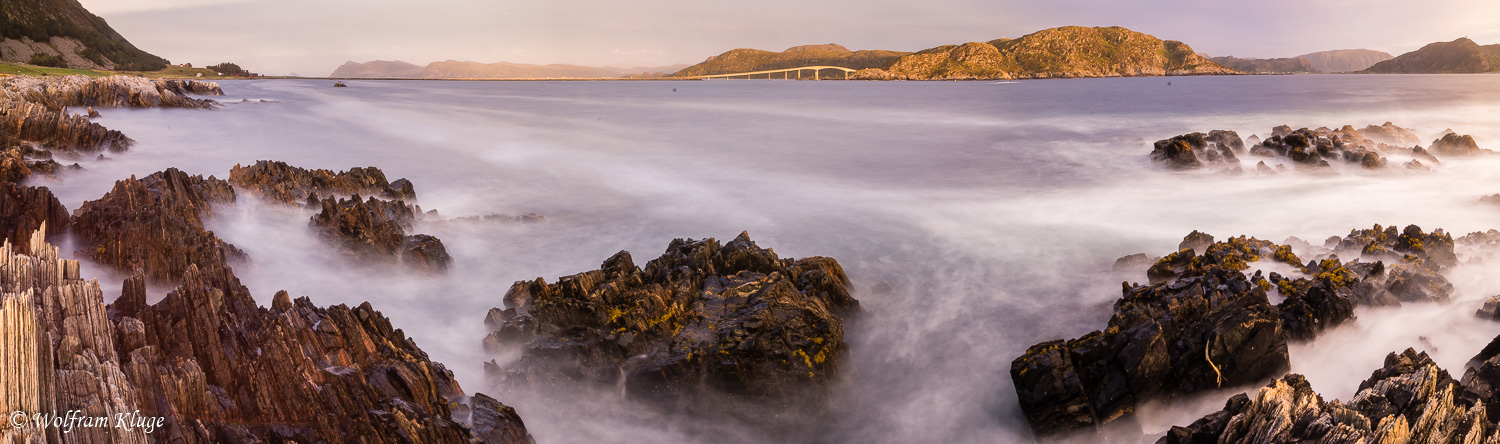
79,0,1500,76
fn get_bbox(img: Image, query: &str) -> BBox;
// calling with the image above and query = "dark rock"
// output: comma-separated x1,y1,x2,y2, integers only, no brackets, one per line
488,232,859,409
1480,295,1500,320
309,194,450,272
1150,132,1242,170
0,182,68,251
71,168,244,282
228,160,418,205
402,234,452,271
1016,235,1290,438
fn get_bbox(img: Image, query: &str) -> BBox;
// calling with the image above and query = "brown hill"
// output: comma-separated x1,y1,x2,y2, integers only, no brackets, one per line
861,26,1235,80
670,44,910,77
1362,38,1500,73
0,0,167,70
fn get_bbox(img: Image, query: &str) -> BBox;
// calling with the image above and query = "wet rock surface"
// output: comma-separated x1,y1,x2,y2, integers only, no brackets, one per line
0,227,532,443
1149,130,1244,170
71,168,245,282
1429,132,1491,157
485,232,860,410
1014,225,1458,438
229,160,417,205
1161,348,1499,444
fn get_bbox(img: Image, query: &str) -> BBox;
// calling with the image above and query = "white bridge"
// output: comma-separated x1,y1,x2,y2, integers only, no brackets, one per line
688,66,858,80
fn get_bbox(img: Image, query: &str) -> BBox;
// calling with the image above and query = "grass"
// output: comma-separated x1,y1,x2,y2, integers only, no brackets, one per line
0,61,251,79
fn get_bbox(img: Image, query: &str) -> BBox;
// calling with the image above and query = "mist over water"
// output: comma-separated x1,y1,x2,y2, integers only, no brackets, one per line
30,74,1500,443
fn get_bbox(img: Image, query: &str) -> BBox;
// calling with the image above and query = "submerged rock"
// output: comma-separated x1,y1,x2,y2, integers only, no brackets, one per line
486,232,859,409
1359,121,1421,146
71,168,244,282
0,227,532,443
228,160,417,205
1157,123,1459,175
1161,348,1494,444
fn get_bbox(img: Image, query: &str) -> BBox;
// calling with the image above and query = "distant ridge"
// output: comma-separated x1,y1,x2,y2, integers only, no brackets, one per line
1295,49,1392,73
857,26,1235,80
1209,56,1318,73
329,60,685,78
670,44,910,77
1362,38,1500,73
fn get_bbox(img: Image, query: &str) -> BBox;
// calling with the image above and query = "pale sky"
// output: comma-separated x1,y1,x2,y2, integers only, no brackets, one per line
79,0,1500,76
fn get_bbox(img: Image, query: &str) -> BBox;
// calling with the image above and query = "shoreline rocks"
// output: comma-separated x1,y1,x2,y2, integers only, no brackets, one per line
71,168,244,282
229,160,416,205
484,232,859,411
1149,123,1477,174
1014,225,1457,439
0,226,533,443
1161,347,1500,443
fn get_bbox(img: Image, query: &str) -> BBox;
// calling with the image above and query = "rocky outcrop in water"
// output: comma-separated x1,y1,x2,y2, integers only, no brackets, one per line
1152,123,1454,174
1429,132,1491,157
310,194,451,271
1013,225,1457,439
229,160,416,205
484,232,859,409
0,226,532,443
70,168,245,282
1161,348,1500,443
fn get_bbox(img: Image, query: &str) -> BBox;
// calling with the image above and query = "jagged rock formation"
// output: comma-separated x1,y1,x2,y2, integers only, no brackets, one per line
310,195,451,271
0,182,67,250
1209,56,1319,73
227,160,449,271
71,168,244,282
1013,225,1456,438
671,44,909,77
1152,123,1452,174
0,0,169,70
1363,37,1500,74
0,225,533,443
228,160,416,205
485,232,860,409
1296,49,1394,73
0,75,223,182
1161,348,1500,443
856,26,1234,81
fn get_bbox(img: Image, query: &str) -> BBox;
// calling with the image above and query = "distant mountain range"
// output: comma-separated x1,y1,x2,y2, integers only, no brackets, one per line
1362,38,1500,73
328,60,688,79
669,44,909,77
1209,56,1318,73
1297,49,1392,72
0,0,167,70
